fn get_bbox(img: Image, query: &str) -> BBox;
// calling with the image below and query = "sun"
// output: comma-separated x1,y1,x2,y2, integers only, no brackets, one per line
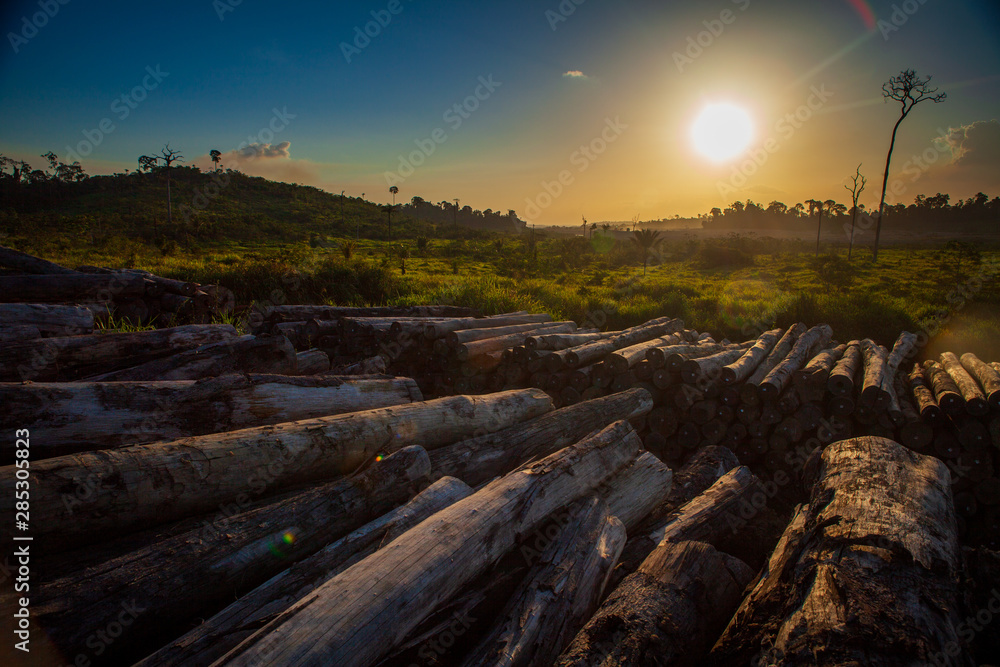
690,103,755,162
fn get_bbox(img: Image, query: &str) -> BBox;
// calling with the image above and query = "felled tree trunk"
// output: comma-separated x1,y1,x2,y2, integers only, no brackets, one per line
555,539,754,667
740,323,806,405
0,272,145,302
459,496,626,667
598,451,673,532
0,389,552,549
83,334,298,381
924,359,965,414
136,476,472,667
719,328,781,385
215,420,644,667
860,339,890,409
0,323,238,381
0,324,40,344
294,348,330,375
428,387,653,487
961,352,1000,410
0,303,94,337
710,436,971,667
941,351,990,416
758,324,832,400
0,245,77,274
0,374,422,460
827,339,862,396
33,447,432,667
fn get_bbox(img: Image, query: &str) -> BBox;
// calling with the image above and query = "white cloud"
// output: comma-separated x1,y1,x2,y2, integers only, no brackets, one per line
562,70,588,80
233,141,292,159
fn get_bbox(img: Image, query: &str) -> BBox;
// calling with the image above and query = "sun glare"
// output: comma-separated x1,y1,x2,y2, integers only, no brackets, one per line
690,103,755,163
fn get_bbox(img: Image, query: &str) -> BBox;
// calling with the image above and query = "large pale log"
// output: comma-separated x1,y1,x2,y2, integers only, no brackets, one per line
606,332,684,374
216,420,644,667
0,245,77,274
740,323,806,405
33,447,432,667
860,338,890,409
549,317,682,371
640,444,740,531
423,313,552,339
138,476,472,667
84,334,297,381
0,303,94,337
680,344,754,386
924,359,965,414
598,451,673,532
0,374,422,459
0,389,552,549
961,352,1000,410
710,436,970,667
428,388,653,487
0,272,145,302
555,540,754,667
720,328,782,385
885,330,919,376
758,324,833,400
0,323,238,381
456,322,577,361
941,351,990,416
827,339,862,396
459,496,626,667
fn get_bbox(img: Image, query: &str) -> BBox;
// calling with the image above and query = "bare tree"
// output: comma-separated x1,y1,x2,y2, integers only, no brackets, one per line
844,164,867,260
139,145,184,224
805,199,823,256
873,70,946,262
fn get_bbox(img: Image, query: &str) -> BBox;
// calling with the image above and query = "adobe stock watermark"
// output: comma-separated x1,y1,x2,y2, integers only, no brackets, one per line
673,0,751,72
716,84,833,199
523,116,628,222
63,65,170,165
7,0,71,54
341,0,414,63
214,0,242,21
545,0,587,31
383,75,502,187
877,0,931,41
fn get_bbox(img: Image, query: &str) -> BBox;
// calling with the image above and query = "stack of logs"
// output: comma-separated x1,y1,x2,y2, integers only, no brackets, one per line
0,244,236,329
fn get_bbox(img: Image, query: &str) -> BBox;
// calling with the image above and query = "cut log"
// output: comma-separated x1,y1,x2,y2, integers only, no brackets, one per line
960,352,1000,410
793,343,846,401
758,324,833,401
0,374,423,459
551,317,682,371
295,349,330,375
0,323,238,382
34,446,432,667
332,355,388,375
555,540,754,667
449,320,574,347
456,322,577,361
710,436,970,667
681,344,755,386
260,304,473,324
428,387,653,487
941,351,990,416
0,303,94,337
84,334,298,381
0,324,40,344
0,389,552,549
720,328,782,385
120,268,199,296
605,333,685,374
908,362,943,422
214,419,644,667
885,331,919,376
0,272,145,302
423,313,553,339
740,323,806,405
459,496,626,667
827,339,862,396
894,372,933,450
0,245,77,274
860,339,890,409
526,331,617,351
138,475,472,667
924,359,965,414
598,451,673,532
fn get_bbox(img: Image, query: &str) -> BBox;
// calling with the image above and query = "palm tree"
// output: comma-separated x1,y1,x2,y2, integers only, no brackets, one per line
209,149,222,172
873,69,946,263
590,222,597,238
340,239,357,260
389,185,398,205
601,223,611,235
631,229,662,276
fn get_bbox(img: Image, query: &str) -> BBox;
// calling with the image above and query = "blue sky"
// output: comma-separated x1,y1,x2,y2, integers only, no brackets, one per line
1,0,998,224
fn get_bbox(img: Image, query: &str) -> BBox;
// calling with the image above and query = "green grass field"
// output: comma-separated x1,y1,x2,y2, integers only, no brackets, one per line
15,231,1000,361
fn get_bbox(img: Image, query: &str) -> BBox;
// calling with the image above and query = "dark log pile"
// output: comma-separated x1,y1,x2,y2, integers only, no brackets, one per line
2,247,999,667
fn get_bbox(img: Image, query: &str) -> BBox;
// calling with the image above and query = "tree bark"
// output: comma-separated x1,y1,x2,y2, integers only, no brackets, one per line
33,447,432,667
720,328,782,385
681,344,754,386
793,343,845,401
0,323,238,381
550,317,682,371
827,339,862,396
526,331,617,351
860,338,890,409
0,244,77,274
84,334,298,381
555,539,754,667
710,436,971,667
459,496,626,667
449,321,575,347
428,387,653,487
598,451,673,532
908,362,943,422
215,420,644,667
295,349,330,375
137,476,472,667
423,313,552,339
759,324,833,400
941,351,990,416
740,323,806,405
457,322,577,361
961,352,1000,410
0,374,423,459
924,359,965,414
0,272,145,302
605,333,685,374
0,303,94,337
0,389,552,549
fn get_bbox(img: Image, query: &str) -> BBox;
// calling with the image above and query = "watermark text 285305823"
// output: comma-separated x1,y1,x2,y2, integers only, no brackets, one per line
13,428,32,654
